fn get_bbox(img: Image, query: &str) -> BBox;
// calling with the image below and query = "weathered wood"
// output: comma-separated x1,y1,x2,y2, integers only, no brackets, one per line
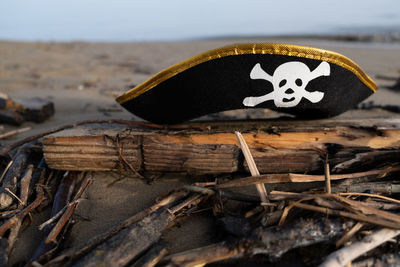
29,172,76,264
45,190,187,266
164,218,354,266
74,209,173,267
0,147,31,210
43,124,142,172
0,95,54,125
131,242,168,267
42,118,400,174
12,97,54,123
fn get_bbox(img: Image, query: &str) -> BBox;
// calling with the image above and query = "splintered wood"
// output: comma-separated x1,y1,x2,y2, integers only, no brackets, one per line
42,119,400,175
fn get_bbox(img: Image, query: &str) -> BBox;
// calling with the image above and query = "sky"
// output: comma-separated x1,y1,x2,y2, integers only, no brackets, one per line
0,0,399,41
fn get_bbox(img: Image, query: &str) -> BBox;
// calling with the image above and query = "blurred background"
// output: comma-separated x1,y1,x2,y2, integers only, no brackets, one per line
1,0,399,42
0,0,399,138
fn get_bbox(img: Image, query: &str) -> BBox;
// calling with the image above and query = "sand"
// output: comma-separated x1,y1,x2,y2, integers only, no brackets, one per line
1,38,400,265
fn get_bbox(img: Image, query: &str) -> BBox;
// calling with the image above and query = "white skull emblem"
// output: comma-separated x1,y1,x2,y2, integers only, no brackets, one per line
243,61,330,108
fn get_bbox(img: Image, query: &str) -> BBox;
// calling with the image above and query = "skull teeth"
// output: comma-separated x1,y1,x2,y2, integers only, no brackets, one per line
282,97,295,103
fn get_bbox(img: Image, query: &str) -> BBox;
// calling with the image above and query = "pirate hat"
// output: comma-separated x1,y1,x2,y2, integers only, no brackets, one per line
116,43,377,124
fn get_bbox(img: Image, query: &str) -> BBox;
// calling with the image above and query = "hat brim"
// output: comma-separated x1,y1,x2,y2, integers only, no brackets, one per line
116,43,377,124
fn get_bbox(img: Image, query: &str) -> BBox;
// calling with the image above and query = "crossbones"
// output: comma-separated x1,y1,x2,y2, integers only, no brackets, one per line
243,61,330,108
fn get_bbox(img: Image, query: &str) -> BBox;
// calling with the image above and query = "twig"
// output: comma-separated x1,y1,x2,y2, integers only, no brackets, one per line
291,202,400,229
0,191,45,236
0,126,31,139
234,131,268,203
45,174,92,244
336,222,364,247
45,190,188,266
168,194,204,214
325,155,331,194
37,198,83,231
0,147,31,209
278,196,318,226
332,182,400,194
4,188,24,206
8,164,34,253
19,165,34,206
218,166,400,188
338,192,400,205
164,241,243,267
320,228,400,267
328,194,400,225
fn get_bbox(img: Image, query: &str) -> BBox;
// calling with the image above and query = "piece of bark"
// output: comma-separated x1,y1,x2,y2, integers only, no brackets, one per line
0,96,54,125
12,97,54,123
253,218,355,260
74,208,173,267
164,217,354,266
0,147,31,210
333,150,400,172
42,118,400,174
8,165,34,253
332,182,400,194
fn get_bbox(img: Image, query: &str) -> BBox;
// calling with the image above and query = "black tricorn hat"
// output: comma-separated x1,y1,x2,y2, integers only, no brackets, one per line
116,43,377,124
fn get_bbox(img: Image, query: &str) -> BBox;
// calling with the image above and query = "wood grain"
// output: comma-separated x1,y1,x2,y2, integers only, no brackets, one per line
42,119,400,174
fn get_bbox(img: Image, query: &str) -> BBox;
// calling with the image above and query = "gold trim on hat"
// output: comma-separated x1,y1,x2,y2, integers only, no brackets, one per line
116,43,378,104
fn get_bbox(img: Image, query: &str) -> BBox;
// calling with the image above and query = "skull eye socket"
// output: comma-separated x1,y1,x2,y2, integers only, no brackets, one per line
279,79,287,88
295,78,303,86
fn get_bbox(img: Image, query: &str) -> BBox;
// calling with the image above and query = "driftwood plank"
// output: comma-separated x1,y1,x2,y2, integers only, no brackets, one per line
42,119,400,174
43,124,142,171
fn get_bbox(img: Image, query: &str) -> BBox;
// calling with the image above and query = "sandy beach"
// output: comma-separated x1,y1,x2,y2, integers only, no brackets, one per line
1,38,400,265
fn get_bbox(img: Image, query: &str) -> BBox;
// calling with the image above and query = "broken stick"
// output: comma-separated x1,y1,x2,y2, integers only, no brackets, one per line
321,228,400,267
29,171,77,263
74,208,173,267
234,131,268,203
45,190,188,266
218,167,400,188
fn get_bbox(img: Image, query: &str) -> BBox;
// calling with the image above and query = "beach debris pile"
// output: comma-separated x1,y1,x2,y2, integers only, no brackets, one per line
0,93,54,126
0,120,399,266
